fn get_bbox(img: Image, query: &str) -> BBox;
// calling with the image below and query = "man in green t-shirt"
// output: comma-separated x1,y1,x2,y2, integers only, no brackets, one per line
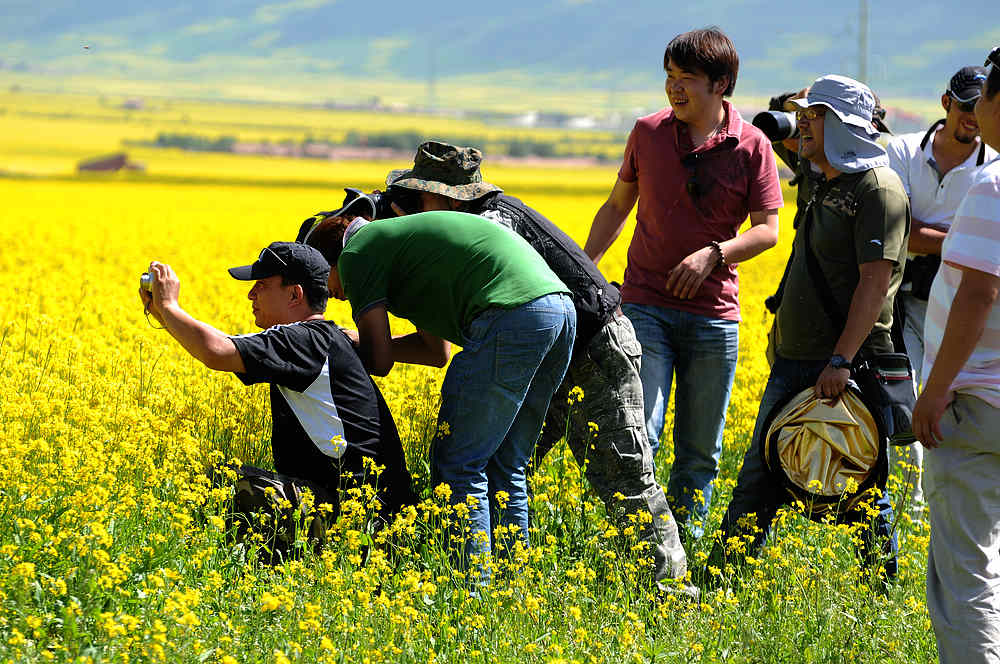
708,75,910,585
306,210,576,582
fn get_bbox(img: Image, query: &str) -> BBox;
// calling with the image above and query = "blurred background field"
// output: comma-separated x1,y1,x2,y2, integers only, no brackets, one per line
0,88,938,662
0,89,632,177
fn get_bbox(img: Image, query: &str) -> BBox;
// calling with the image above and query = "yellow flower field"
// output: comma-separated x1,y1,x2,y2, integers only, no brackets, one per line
0,97,935,663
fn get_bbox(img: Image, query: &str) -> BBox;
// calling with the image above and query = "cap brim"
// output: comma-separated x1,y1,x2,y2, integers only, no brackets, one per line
386,169,409,188
950,89,983,103
228,263,279,281
228,265,254,280
388,176,503,201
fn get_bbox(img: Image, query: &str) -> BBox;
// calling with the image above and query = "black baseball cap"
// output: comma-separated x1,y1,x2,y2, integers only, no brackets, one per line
228,241,330,292
949,66,988,103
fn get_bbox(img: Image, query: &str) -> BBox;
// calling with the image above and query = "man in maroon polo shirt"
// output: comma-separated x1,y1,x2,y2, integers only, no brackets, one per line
585,27,783,538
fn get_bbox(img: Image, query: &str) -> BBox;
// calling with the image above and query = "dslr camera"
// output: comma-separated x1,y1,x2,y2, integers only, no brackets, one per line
752,110,798,142
295,186,425,244
342,186,422,220
752,91,802,142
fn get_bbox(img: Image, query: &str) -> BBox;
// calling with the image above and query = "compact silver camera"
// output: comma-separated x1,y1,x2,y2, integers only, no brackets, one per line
140,272,153,291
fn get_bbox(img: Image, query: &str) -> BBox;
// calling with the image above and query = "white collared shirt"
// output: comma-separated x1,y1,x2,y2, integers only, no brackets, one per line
886,123,998,232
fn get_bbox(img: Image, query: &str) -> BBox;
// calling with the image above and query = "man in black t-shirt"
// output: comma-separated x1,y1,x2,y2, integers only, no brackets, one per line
139,242,416,556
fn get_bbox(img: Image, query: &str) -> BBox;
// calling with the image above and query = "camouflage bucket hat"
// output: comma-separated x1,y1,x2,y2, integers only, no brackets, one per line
386,141,503,201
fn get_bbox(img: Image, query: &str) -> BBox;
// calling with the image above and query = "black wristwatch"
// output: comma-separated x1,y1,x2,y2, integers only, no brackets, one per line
829,354,852,370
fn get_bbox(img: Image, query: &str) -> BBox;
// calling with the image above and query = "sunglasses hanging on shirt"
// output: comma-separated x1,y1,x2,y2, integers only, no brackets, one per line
682,152,702,199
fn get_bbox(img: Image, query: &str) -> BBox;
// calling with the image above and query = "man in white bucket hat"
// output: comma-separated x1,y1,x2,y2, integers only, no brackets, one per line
705,74,911,586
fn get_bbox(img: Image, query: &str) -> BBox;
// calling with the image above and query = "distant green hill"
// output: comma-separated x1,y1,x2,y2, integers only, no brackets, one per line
3,1,997,110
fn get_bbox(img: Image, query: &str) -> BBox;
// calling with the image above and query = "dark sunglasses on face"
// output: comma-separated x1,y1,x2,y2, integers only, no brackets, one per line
795,108,827,122
949,94,979,113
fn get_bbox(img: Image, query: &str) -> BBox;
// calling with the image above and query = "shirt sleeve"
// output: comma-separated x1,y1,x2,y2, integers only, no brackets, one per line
747,136,785,212
942,174,1000,277
617,124,639,184
885,138,911,198
855,183,910,265
230,324,329,392
338,249,390,321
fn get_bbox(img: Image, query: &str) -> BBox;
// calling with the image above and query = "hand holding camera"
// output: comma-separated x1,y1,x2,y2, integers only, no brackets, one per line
138,261,181,326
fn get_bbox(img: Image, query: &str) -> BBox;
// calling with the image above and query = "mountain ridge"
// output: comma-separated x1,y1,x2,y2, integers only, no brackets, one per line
4,1,997,106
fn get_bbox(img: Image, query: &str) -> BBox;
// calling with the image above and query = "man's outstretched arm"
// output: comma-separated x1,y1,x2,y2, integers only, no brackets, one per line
140,261,245,373
585,177,638,265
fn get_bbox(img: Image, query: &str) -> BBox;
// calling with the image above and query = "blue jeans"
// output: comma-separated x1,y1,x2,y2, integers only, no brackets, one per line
431,293,576,583
622,303,738,535
714,355,899,578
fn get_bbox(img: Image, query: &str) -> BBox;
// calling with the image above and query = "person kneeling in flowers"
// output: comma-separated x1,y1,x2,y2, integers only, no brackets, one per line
304,211,576,584
138,241,417,561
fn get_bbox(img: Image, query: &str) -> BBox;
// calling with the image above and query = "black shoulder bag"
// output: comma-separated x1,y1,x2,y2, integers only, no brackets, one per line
800,187,917,446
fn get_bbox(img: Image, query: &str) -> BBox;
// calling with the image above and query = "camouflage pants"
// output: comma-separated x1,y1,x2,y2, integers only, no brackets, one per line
536,313,688,583
227,465,337,564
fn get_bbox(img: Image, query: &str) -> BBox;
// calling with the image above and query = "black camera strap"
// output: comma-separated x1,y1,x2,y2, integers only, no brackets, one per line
800,181,848,333
765,245,795,314
921,118,988,166
765,179,833,317
919,119,946,151
766,158,824,314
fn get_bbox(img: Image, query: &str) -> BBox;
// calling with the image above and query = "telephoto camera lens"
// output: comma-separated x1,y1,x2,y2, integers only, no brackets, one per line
752,110,799,142
140,272,153,291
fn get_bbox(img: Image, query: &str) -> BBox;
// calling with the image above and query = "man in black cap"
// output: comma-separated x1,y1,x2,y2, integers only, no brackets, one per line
139,242,417,558
886,66,997,508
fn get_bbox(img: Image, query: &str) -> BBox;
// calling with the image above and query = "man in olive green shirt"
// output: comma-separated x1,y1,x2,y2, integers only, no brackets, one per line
306,210,576,584
773,167,909,359
707,75,910,584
